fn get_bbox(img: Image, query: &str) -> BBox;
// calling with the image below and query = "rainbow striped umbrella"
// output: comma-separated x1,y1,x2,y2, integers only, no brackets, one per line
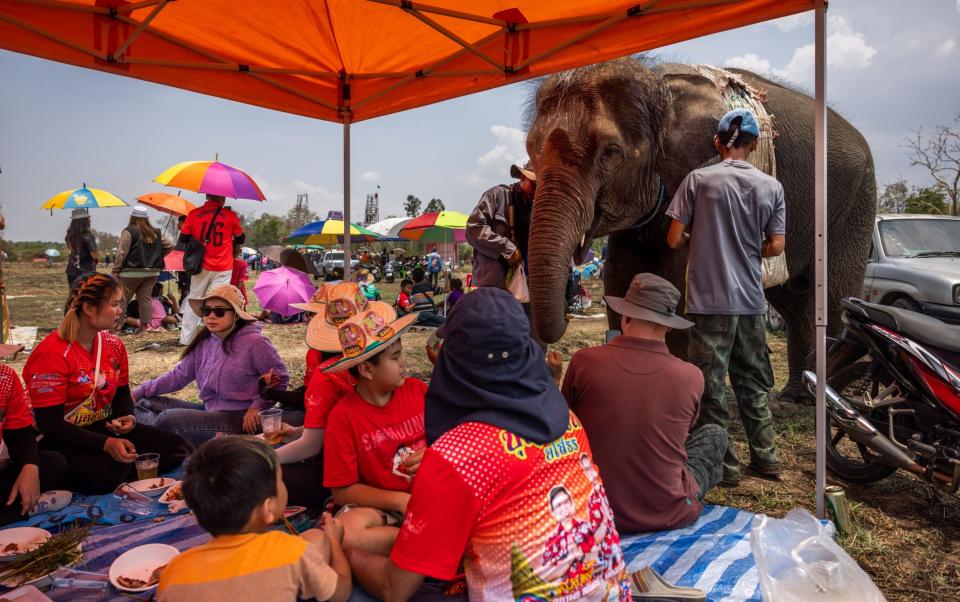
399,211,468,243
286,220,380,246
154,160,265,201
41,185,127,210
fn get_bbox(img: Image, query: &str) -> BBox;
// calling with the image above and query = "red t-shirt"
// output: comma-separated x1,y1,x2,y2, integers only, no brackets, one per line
391,413,631,602
23,331,129,427
396,292,413,312
181,201,243,272
0,365,34,442
304,349,322,389
231,258,249,305
323,378,427,492
303,355,355,429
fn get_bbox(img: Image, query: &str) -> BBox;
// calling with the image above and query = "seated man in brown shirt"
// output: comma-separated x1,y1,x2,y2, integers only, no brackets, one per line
561,273,727,533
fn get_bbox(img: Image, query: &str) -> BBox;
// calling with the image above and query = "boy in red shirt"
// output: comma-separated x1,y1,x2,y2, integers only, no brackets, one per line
395,279,414,315
321,305,419,555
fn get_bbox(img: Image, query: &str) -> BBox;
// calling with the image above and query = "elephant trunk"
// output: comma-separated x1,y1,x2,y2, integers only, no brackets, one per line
528,130,599,344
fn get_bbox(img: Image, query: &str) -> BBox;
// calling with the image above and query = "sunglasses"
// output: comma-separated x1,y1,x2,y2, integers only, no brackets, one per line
201,306,235,318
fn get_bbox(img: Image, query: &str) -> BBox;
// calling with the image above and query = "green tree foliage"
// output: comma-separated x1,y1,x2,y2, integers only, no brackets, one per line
878,179,909,214
404,195,422,218
93,229,119,254
247,213,288,247
424,198,445,213
0,241,69,262
904,187,949,215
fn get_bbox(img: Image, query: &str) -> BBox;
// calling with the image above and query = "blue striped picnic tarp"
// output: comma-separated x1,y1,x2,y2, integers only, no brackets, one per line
28,504,763,601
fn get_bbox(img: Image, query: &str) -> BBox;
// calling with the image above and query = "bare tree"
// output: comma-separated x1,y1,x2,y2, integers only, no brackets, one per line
905,111,960,216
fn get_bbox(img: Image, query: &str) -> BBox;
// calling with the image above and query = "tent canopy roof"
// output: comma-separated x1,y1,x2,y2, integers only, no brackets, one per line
0,0,812,123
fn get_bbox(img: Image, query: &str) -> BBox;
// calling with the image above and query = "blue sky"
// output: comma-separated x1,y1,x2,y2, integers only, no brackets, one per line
1,1,958,241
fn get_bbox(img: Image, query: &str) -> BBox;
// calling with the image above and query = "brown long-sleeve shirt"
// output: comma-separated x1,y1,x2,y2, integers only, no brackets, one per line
562,335,705,533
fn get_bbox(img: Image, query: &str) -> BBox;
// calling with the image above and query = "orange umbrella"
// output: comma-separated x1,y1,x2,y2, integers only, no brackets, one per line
137,192,197,217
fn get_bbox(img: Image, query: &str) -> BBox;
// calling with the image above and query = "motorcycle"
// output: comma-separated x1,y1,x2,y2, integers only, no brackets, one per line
383,262,396,283
803,297,960,492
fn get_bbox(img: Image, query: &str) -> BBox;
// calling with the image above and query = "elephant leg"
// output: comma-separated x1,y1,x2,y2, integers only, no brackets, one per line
603,230,659,333
766,284,814,403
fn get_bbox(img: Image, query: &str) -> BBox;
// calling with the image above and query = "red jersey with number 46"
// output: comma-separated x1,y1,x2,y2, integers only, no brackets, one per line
0,365,34,442
391,412,630,602
182,200,243,272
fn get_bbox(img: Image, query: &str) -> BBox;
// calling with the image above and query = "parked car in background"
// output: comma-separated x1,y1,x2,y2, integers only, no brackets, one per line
320,250,359,279
860,214,960,323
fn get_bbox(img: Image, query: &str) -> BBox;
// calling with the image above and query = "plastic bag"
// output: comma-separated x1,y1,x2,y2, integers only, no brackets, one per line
508,263,530,304
750,508,886,602
762,253,789,288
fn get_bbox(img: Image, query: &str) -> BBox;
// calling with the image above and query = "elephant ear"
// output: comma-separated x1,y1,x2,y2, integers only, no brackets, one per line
653,64,728,193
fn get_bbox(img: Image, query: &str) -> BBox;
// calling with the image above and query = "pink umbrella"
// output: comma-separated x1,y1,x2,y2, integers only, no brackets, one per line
253,266,315,317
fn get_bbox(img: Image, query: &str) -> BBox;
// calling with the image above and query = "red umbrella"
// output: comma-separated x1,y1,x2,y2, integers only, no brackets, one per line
164,250,184,272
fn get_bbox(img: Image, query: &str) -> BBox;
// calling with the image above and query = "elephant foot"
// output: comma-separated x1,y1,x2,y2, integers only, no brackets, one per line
774,382,813,405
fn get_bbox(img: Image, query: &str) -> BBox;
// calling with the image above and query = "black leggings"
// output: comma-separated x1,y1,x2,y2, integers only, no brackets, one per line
0,451,68,527
41,421,191,494
281,457,328,511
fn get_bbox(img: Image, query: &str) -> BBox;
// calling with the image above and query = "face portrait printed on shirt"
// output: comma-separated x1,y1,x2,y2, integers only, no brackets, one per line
392,444,416,480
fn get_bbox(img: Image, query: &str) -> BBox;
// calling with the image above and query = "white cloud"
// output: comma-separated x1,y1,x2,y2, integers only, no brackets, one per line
934,38,956,59
723,53,772,74
773,15,877,84
360,171,380,182
476,125,527,172
771,13,813,32
957,0,960,15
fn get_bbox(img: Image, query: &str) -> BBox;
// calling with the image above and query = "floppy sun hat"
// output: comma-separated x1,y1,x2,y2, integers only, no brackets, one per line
322,309,417,373
603,273,693,330
305,282,396,352
189,284,257,322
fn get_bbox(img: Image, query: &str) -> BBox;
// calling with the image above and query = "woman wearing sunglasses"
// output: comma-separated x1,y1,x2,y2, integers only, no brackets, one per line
133,284,292,446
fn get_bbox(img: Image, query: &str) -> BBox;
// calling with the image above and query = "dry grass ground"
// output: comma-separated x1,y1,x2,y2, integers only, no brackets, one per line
3,261,958,600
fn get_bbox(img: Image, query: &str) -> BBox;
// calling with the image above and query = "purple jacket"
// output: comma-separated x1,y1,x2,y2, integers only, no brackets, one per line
133,323,289,412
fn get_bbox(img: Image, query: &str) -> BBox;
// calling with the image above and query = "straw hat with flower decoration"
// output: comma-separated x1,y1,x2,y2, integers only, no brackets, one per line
189,284,257,321
322,308,417,373
305,282,397,353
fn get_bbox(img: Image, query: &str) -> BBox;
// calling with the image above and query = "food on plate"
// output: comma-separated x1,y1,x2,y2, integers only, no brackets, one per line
117,564,166,589
0,537,47,556
148,478,168,490
160,483,183,503
0,525,88,587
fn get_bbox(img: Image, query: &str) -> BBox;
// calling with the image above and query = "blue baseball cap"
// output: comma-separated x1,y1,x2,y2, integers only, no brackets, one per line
717,108,760,137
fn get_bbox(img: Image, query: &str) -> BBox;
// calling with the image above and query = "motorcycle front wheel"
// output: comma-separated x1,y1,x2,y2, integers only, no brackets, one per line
825,360,899,483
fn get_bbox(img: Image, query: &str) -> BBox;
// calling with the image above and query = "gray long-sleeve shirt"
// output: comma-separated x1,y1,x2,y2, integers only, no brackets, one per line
466,183,531,288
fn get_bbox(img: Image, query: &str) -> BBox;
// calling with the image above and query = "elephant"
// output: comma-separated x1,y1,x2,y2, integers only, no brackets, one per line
524,58,877,401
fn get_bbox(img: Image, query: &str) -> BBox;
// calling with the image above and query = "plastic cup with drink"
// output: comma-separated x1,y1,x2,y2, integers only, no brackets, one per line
135,453,160,481
259,408,284,445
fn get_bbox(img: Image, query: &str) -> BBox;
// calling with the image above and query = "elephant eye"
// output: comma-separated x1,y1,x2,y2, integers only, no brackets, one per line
600,145,623,168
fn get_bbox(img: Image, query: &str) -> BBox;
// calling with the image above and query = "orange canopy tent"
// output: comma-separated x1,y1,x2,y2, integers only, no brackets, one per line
0,0,835,518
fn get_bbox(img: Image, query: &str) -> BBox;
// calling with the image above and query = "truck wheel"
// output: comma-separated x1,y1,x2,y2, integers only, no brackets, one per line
891,297,921,313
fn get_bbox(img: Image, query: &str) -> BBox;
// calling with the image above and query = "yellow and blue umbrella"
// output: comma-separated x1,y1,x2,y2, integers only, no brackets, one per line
42,184,127,211
286,220,380,246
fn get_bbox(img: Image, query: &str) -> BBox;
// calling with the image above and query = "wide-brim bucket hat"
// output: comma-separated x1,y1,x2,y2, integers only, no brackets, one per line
290,283,334,314
305,282,396,352
322,310,417,373
188,284,257,322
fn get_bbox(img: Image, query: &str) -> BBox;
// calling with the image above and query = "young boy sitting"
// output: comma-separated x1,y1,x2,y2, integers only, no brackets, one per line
395,279,415,315
321,307,423,555
158,437,351,602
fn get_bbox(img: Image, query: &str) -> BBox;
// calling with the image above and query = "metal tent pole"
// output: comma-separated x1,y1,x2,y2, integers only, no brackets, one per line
343,120,352,281
814,0,828,519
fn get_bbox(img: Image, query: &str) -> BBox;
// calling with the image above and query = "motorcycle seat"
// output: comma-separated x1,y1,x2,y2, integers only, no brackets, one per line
854,299,960,354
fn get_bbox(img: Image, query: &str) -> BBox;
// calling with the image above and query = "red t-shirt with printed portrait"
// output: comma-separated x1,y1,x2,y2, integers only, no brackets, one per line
0,365,34,442
391,412,631,602
303,354,355,429
323,378,427,492
23,331,129,427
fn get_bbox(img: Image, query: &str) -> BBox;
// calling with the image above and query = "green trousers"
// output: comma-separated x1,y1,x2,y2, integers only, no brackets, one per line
687,314,780,480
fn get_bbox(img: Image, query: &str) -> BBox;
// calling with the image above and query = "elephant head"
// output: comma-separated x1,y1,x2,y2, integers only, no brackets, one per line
525,59,726,343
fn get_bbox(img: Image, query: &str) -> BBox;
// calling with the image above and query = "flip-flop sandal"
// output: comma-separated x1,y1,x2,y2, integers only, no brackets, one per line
630,566,706,601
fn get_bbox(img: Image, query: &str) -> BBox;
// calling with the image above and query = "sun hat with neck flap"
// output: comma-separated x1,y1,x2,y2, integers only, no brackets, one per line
425,286,568,445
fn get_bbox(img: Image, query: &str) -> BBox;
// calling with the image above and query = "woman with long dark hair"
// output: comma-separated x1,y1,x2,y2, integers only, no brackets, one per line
22,273,189,494
64,208,98,290
113,206,173,333
133,284,292,446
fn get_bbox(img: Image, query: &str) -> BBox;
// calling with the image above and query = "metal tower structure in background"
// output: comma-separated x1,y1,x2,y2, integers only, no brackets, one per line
363,192,379,226
288,193,310,231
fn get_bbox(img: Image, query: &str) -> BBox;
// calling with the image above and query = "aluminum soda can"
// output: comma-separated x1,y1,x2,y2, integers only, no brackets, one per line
825,485,853,535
